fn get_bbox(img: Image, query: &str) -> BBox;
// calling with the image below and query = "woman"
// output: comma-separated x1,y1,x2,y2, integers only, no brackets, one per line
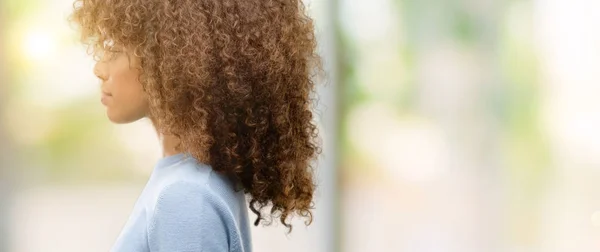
70,0,320,251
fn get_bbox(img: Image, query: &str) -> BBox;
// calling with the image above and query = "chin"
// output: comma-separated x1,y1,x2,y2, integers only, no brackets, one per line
106,110,145,124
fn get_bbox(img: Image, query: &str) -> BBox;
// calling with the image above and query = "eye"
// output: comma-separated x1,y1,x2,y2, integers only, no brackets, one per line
101,40,124,60
107,48,123,57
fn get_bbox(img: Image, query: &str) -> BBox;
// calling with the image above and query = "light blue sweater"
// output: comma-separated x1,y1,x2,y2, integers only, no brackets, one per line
111,153,252,252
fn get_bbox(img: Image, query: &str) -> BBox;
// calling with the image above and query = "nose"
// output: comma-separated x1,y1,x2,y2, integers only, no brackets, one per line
93,61,108,81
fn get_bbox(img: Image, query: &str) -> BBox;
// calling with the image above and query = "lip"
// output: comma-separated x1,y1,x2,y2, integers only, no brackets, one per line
101,92,112,106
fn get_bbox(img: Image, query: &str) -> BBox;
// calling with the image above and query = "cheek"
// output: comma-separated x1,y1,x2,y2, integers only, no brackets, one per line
106,67,149,123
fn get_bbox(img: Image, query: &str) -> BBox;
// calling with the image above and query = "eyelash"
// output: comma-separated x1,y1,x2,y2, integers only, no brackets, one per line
104,48,123,60
102,40,123,57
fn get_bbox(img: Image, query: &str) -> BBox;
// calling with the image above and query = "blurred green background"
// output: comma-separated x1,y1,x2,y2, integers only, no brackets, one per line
2,0,600,251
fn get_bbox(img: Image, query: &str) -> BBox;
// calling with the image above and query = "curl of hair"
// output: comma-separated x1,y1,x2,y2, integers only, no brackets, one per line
71,0,321,232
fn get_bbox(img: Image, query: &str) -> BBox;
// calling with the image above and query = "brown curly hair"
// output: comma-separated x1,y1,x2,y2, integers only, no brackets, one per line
71,0,321,231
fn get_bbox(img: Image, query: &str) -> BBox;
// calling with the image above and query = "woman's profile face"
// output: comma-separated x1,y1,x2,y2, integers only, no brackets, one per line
93,50,149,124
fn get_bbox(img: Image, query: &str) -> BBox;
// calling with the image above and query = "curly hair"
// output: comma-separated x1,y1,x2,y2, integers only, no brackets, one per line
71,0,321,231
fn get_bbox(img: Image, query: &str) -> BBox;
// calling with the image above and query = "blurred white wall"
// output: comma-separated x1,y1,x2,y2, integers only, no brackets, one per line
536,0,600,251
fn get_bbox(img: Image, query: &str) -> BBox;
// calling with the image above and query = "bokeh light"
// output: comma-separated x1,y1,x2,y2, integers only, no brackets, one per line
23,29,57,62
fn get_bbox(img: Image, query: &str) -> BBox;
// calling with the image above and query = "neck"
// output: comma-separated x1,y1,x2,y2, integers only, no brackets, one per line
151,118,181,158
159,133,181,157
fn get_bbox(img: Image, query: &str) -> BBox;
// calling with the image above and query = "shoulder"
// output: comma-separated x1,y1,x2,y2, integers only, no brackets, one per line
155,180,214,211
150,157,241,218
154,156,214,186
147,180,232,251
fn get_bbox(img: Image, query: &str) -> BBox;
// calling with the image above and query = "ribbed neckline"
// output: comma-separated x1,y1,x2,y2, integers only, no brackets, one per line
155,153,188,169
